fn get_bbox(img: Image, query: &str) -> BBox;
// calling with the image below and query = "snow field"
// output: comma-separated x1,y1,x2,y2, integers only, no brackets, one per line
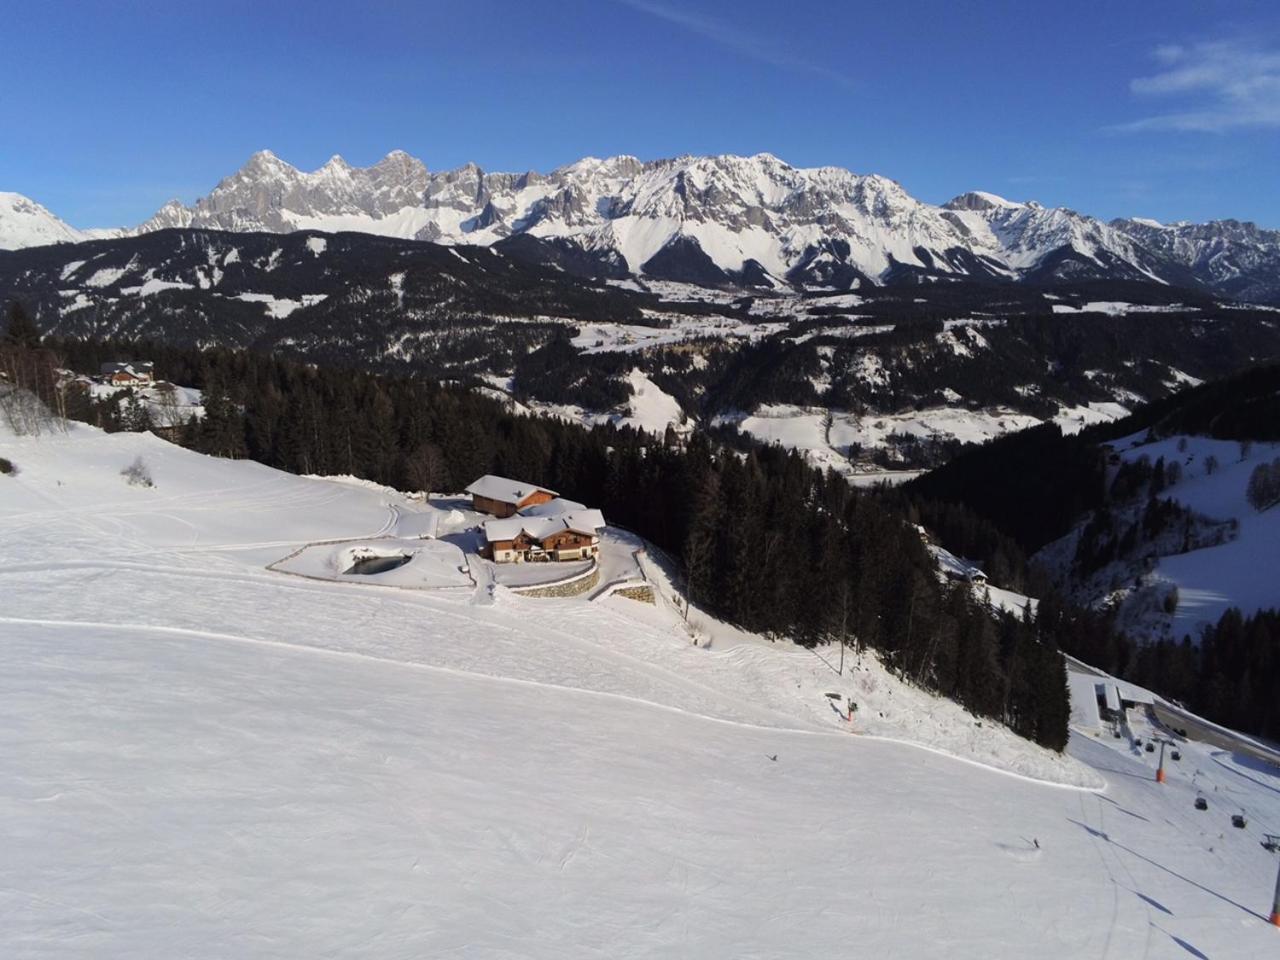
712,403,1045,479
0,621,1119,959
3,420,1280,957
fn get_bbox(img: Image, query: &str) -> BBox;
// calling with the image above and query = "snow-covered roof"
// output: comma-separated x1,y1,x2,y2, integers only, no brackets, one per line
100,361,154,377
1103,684,1122,713
520,497,586,518
930,545,987,581
1111,680,1155,706
465,474,558,505
484,509,606,544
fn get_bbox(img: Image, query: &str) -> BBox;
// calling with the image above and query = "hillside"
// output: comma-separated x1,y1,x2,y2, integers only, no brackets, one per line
1037,433,1280,641
907,364,1280,737
4,401,1280,958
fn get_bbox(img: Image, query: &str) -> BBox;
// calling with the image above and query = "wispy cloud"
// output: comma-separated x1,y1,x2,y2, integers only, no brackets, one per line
616,0,854,87
1113,39,1280,132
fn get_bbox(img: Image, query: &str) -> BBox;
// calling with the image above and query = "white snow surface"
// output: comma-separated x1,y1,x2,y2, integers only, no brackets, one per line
616,368,685,436
1051,301,1188,315
715,404,1042,478
4,421,1280,957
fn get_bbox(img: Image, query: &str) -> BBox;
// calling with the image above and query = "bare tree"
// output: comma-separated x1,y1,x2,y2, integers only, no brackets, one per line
404,441,447,496
0,302,63,436
1246,459,1280,512
0,384,55,436
152,383,187,431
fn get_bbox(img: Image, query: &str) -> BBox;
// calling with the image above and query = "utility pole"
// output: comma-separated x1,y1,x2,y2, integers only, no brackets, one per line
1264,835,1280,926
1155,737,1174,784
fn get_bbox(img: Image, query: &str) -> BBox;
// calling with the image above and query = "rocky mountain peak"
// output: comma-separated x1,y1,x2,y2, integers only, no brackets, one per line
944,191,1022,213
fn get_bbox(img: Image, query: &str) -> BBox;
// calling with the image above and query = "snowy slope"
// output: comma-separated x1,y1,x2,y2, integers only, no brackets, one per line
1035,432,1280,643
713,403,1048,480
0,193,90,250
1118,435,1280,636
4,423,1280,956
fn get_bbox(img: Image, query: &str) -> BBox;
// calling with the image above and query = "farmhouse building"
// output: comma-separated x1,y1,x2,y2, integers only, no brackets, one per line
483,507,606,563
100,361,155,385
465,474,558,518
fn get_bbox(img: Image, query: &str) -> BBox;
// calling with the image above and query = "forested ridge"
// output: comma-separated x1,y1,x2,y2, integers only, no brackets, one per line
7,316,1077,751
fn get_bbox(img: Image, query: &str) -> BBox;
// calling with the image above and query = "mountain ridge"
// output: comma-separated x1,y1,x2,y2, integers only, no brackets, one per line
4,150,1280,303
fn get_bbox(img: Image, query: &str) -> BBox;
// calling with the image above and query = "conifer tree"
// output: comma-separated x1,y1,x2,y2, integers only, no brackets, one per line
2,301,41,349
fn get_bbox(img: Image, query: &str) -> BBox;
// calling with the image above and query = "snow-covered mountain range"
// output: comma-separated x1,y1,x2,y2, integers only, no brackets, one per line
4,150,1280,302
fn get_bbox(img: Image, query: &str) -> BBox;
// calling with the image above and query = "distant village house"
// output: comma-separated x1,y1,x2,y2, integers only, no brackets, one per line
99,361,154,385
466,474,558,518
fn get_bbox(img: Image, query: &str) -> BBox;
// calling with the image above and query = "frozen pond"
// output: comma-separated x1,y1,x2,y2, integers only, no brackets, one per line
345,554,411,575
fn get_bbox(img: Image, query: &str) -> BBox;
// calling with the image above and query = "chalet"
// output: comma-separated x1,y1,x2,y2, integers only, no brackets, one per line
933,544,988,585
483,507,606,563
100,361,155,385
465,474,558,518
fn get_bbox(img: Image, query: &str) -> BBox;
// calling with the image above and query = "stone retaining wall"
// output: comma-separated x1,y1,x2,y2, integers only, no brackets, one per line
613,585,655,604
511,565,600,599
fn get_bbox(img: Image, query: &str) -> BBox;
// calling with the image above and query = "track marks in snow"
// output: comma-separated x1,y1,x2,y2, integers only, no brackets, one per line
0,616,824,740
1075,792,1153,960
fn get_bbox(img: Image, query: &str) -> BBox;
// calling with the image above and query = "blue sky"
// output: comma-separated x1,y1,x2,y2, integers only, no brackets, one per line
2,0,1278,228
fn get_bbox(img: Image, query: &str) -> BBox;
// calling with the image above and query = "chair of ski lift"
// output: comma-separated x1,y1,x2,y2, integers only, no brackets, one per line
1171,750,1181,761
1145,742,1155,753
1195,797,1208,811
1232,814,1247,829
1262,834,1280,853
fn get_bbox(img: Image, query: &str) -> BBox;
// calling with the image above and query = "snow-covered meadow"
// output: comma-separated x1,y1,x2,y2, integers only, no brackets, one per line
3,421,1280,958
1115,433,1280,636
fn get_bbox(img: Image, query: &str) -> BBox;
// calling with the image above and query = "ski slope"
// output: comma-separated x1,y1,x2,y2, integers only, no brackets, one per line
4,421,1280,958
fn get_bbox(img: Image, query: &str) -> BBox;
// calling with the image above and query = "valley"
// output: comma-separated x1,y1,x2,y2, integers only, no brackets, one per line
4,226,1278,475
